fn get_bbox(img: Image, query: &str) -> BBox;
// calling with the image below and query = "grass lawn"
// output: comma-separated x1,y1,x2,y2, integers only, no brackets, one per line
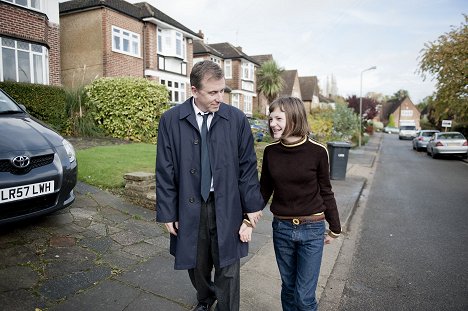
76,141,267,190
76,143,156,189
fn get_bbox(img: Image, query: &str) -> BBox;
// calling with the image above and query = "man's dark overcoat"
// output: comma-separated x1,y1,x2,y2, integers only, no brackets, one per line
156,98,264,269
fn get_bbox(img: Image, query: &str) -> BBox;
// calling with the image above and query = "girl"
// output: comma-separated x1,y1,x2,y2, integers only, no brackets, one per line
260,96,341,311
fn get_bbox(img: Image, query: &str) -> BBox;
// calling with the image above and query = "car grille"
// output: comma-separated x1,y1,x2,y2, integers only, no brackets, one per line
0,193,58,221
0,154,54,175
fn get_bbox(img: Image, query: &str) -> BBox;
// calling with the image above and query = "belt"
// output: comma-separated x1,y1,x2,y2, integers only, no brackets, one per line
274,214,325,225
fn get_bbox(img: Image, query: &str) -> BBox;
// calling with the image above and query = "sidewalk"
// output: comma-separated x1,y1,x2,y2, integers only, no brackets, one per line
0,133,382,311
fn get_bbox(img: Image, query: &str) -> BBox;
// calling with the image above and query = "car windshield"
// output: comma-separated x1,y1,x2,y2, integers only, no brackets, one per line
0,90,22,113
422,132,437,137
438,133,464,140
400,126,416,130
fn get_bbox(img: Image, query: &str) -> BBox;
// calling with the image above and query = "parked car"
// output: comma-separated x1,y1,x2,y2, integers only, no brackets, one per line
426,132,468,159
384,126,399,134
399,125,417,140
0,88,77,224
412,130,440,151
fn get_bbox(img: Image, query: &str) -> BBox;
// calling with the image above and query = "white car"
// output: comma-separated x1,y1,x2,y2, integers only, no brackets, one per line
399,125,417,140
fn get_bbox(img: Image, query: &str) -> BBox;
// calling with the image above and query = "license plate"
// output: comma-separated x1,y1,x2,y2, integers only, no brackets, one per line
0,181,55,204
447,143,459,146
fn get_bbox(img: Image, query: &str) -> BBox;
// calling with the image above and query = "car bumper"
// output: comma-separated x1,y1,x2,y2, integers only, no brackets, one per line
432,146,468,155
0,156,77,225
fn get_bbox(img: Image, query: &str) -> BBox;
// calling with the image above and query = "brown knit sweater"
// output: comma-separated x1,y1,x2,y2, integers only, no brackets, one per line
260,136,341,235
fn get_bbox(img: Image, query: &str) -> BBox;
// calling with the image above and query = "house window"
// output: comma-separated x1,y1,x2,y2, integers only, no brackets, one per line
231,93,239,108
3,0,41,10
157,29,186,59
161,79,186,104
401,109,413,117
210,57,221,65
244,95,252,114
112,26,140,57
241,61,254,81
1,37,47,84
224,60,232,79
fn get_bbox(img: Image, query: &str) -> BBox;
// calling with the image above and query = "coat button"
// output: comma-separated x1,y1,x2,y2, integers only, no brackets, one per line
194,139,199,145
189,197,195,203
190,168,196,174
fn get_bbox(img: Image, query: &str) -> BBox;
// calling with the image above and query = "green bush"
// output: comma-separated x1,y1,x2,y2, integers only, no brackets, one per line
85,77,169,143
308,104,359,145
65,86,103,137
0,81,67,133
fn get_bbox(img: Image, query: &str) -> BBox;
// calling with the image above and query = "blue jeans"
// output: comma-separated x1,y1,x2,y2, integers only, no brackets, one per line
272,218,325,311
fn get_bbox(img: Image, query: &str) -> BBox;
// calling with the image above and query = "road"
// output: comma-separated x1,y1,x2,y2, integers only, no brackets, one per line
323,133,468,311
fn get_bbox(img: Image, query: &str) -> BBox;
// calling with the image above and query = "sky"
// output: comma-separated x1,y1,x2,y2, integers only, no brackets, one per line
125,0,465,103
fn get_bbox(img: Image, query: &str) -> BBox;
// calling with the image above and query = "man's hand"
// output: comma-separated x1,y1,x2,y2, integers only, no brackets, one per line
246,211,262,228
165,221,178,236
239,223,253,243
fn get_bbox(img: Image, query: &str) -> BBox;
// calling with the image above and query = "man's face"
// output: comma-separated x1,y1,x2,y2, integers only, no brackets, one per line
192,76,225,113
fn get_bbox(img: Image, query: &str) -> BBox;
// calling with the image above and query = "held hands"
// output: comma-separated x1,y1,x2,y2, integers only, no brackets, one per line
238,210,262,242
246,210,263,228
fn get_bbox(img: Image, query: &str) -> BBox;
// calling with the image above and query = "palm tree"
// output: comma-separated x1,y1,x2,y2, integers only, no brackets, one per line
256,60,284,104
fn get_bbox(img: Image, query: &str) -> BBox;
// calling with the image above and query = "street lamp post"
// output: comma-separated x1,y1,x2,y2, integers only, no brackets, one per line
359,66,377,148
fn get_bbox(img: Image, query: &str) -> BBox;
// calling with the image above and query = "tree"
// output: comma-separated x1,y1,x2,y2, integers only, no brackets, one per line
346,95,379,120
390,89,409,101
256,60,284,104
418,15,468,123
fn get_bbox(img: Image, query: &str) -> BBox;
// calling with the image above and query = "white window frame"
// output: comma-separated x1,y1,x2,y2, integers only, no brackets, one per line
241,61,254,81
210,57,221,65
224,59,232,79
231,93,239,108
401,109,413,117
0,37,48,84
244,95,252,114
157,28,186,60
112,26,140,58
3,0,41,10
161,79,186,104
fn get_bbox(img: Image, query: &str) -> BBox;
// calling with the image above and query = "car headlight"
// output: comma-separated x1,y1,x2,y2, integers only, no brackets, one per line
62,139,76,163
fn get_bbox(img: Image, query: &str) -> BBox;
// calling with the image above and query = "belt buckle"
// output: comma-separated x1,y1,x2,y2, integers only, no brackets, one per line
292,218,300,225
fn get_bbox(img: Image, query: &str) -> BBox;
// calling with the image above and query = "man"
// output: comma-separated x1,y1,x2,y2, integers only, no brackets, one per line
156,60,264,311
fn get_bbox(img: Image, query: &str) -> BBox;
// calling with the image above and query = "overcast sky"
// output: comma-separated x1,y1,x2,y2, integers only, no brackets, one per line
124,0,465,103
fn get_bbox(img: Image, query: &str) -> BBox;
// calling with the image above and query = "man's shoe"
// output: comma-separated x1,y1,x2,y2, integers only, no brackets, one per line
191,299,217,311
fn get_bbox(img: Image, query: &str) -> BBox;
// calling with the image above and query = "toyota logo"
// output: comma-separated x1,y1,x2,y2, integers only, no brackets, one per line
11,155,30,168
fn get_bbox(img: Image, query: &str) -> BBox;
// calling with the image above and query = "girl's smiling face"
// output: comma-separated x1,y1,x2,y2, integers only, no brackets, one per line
269,107,287,140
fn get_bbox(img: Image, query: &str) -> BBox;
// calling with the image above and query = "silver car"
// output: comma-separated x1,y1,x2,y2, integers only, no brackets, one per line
426,132,468,159
412,130,440,151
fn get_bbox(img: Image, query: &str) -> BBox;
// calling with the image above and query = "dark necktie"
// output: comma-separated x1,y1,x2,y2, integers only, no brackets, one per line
200,113,211,201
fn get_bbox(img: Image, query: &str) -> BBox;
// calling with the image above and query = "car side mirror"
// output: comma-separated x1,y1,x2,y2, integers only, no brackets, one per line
19,104,27,112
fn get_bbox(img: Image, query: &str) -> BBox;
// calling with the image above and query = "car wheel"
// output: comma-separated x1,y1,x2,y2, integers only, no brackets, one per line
462,153,468,160
431,150,438,159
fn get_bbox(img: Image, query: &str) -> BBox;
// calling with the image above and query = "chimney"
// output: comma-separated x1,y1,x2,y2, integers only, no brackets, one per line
197,30,204,39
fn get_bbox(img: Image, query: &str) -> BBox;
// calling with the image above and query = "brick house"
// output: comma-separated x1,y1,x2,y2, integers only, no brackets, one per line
193,41,259,117
0,0,61,85
382,96,421,129
299,76,320,113
59,0,201,104
192,39,232,103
